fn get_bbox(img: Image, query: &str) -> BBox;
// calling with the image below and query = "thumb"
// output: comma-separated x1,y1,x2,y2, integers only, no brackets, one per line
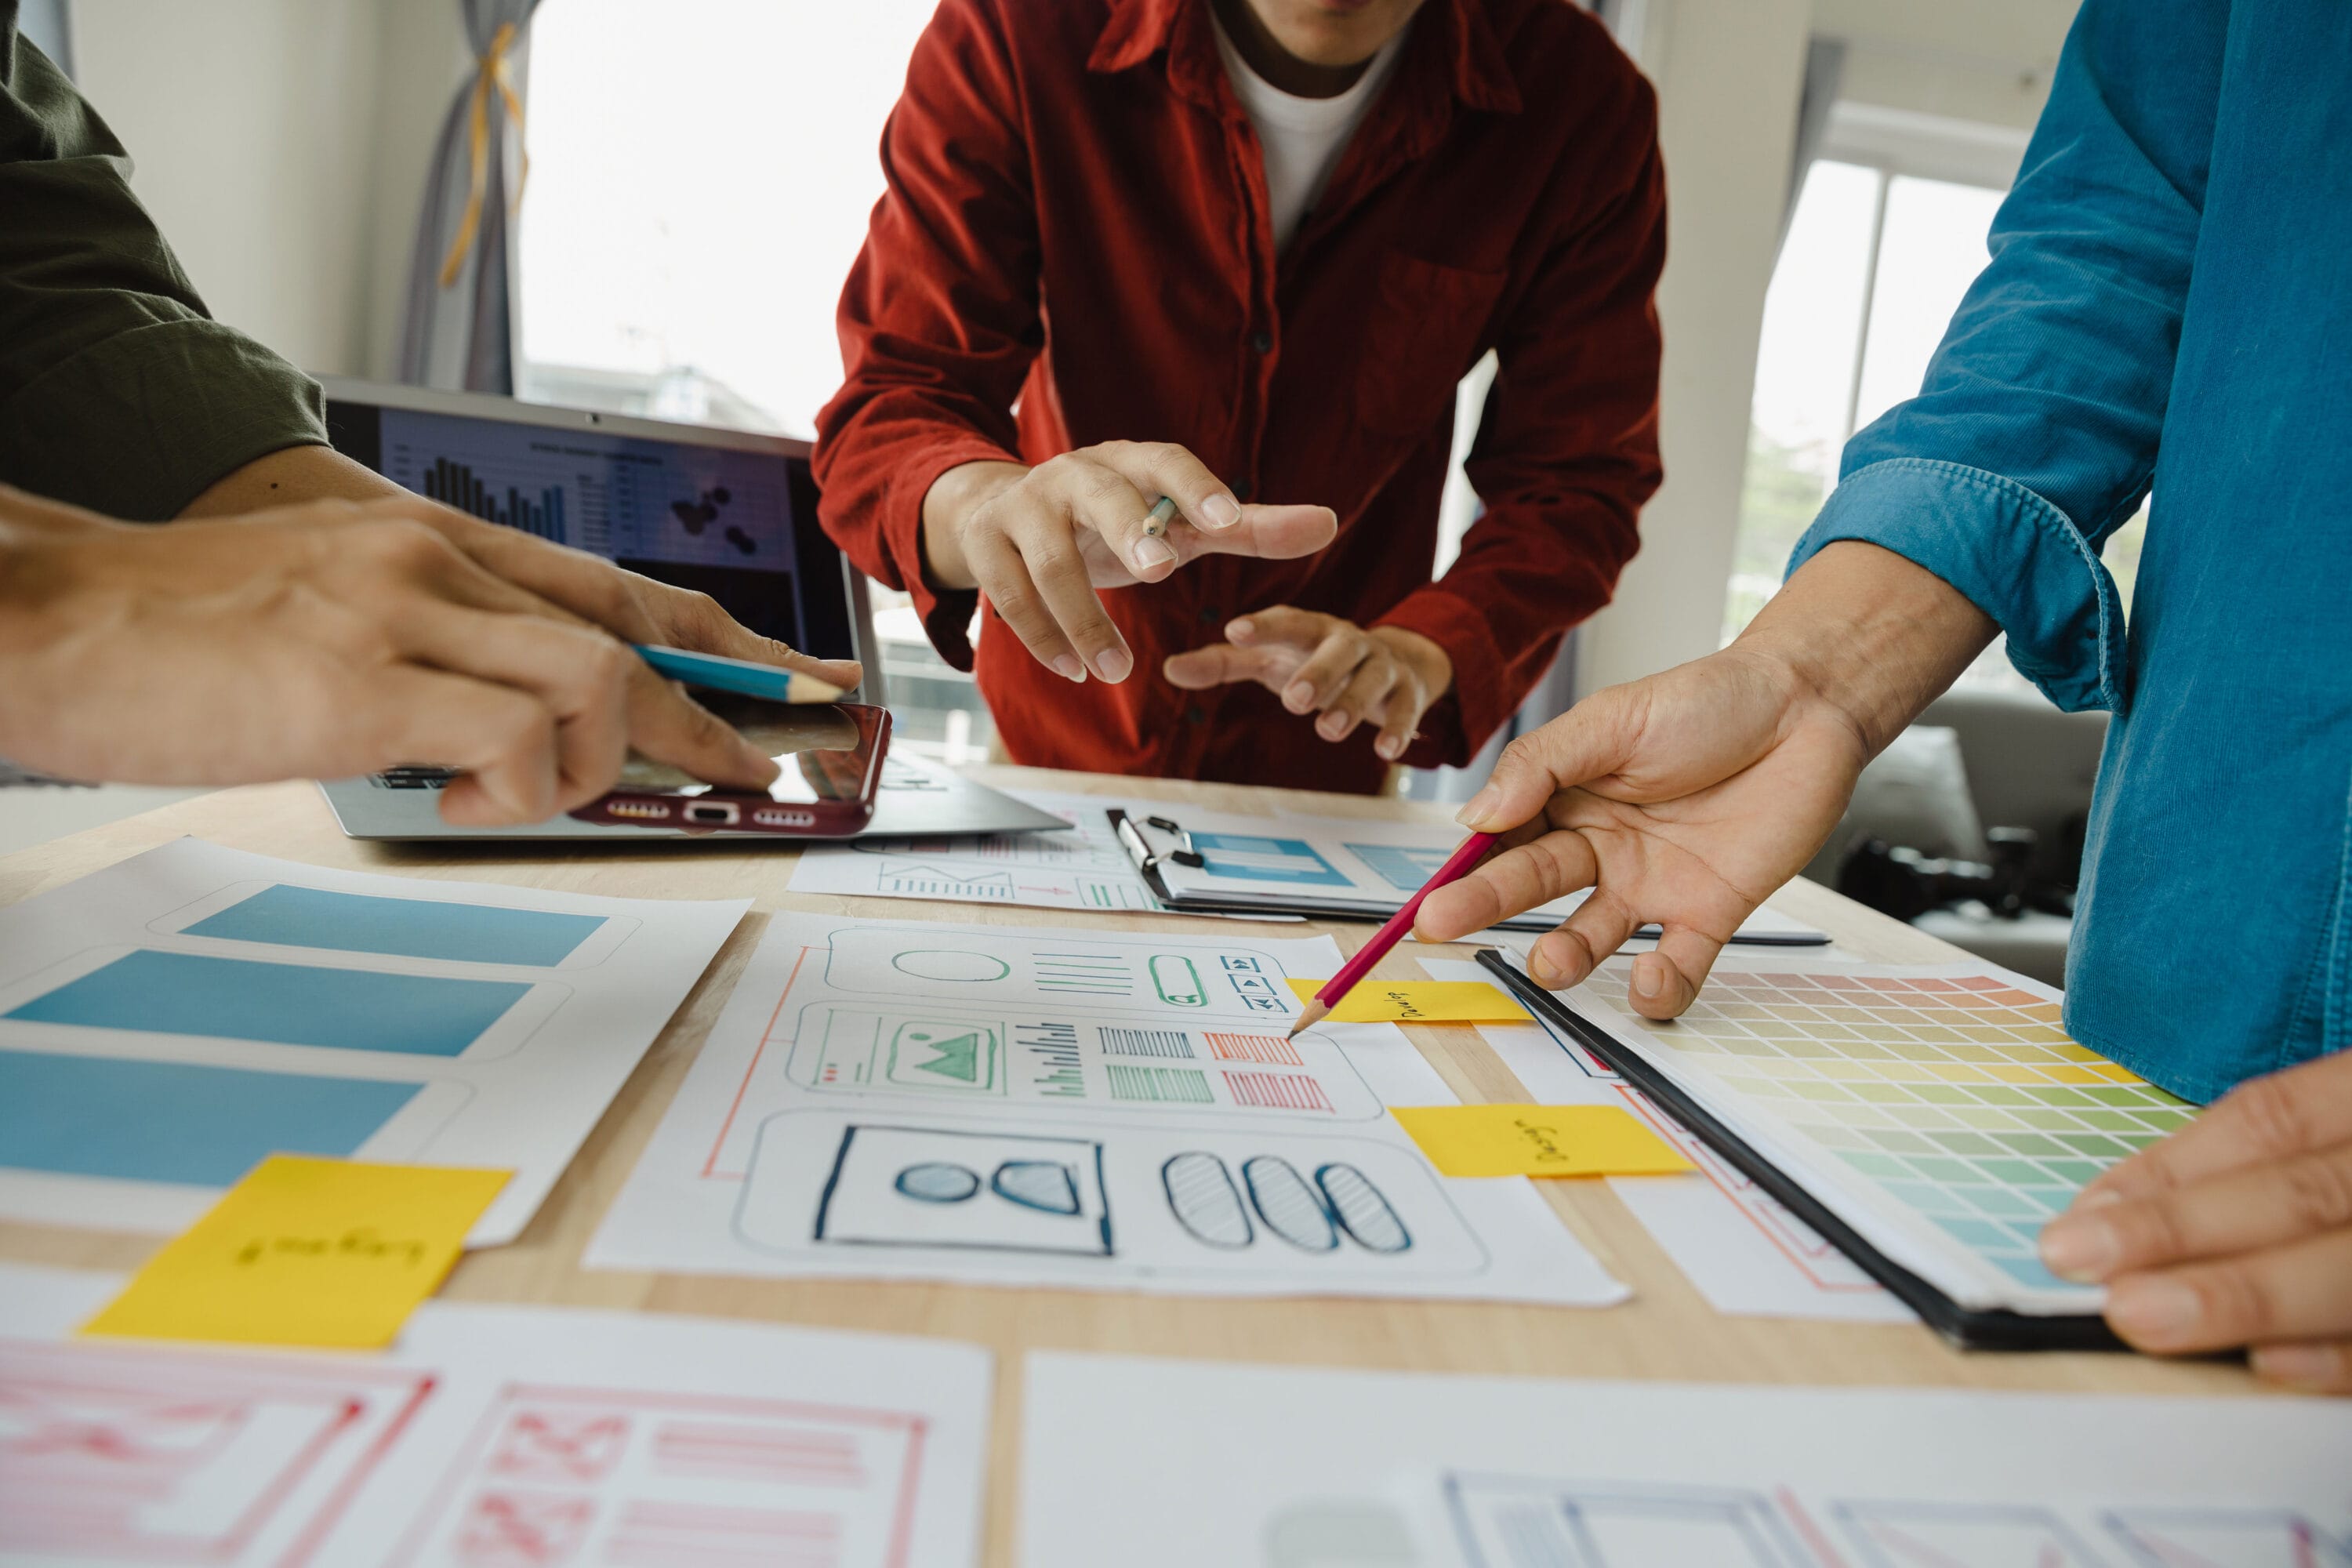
1455,687,1639,835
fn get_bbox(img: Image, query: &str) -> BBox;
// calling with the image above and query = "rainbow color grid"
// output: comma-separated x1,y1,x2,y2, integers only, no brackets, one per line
1583,957,2194,1294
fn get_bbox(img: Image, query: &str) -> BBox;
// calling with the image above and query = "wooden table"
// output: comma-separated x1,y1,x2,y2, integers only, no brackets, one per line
0,767,2270,1563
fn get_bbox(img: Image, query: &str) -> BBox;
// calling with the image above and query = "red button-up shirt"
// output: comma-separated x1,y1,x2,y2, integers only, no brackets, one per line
814,0,1664,793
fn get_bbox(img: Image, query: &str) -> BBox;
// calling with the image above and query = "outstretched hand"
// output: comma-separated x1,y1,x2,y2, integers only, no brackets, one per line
1163,606,1451,760
1414,648,1867,1015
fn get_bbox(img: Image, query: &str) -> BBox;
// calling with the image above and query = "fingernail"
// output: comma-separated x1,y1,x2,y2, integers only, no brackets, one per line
1377,735,1404,760
1634,960,1662,999
1201,493,1242,530
1283,681,1315,713
2252,1343,2343,1389
1133,537,1178,572
2074,1185,2127,1211
2105,1276,2201,1345
1457,785,1501,826
1094,648,1133,683
1051,653,1085,681
1227,619,1255,641
1530,949,1562,987
1318,710,1349,739
2037,1216,2121,1282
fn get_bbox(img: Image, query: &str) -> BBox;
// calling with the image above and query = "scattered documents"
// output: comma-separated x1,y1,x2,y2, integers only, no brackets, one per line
0,838,746,1243
3,1263,990,1568
587,914,1627,1306
1285,976,1527,1023
1022,1352,2352,1568
1391,1104,1692,1178
82,1156,508,1348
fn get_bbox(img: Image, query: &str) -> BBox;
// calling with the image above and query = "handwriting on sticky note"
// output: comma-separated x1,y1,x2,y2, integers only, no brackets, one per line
1285,978,1530,1023
1392,1104,1694,1178
82,1154,509,1348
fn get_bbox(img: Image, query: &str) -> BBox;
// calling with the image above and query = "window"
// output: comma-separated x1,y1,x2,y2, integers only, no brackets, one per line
1727,115,2147,691
521,0,993,760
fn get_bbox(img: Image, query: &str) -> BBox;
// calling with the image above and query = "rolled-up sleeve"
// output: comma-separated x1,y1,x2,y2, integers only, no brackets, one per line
1786,0,2224,714
0,31,326,521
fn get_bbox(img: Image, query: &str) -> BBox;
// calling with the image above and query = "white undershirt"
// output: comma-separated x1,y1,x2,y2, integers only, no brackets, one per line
1212,14,1410,252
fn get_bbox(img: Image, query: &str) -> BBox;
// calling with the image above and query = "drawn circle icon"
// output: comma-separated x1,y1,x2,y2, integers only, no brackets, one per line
891,949,1012,983
895,1162,982,1203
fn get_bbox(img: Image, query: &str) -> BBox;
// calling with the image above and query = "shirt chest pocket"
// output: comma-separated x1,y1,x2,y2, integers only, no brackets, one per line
1353,252,1508,437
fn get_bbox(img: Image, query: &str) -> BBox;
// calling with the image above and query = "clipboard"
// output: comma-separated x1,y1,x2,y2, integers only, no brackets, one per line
1107,809,1831,944
1472,947,2125,1352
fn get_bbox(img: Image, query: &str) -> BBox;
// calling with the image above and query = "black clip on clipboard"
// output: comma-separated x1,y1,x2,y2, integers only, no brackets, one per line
1108,809,1833,942
1472,946,2125,1353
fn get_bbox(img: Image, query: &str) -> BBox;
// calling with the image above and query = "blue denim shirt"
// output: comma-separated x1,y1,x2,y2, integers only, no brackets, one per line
1788,0,2351,1104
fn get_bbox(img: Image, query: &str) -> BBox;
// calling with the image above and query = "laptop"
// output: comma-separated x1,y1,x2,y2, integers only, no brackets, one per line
313,378,1065,841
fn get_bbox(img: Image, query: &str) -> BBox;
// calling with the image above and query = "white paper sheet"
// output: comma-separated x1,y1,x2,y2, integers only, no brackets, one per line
587,914,1625,1305
1021,1351,2352,1568
788,789,1168,913
0,1264,989,1568
1419,956,1913,1323
0,838,745,1243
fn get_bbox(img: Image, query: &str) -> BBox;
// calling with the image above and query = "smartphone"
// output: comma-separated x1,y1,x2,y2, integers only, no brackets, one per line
570,699,891,836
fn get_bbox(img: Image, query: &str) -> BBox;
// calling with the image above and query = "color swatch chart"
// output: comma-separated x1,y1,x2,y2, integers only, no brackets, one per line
0,839,744,1243
1569,957,2192,1308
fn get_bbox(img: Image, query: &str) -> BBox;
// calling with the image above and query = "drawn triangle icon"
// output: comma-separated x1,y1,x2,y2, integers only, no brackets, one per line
913,1032,984,1083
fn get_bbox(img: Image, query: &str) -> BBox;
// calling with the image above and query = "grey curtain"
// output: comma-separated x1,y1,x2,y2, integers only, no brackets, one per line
397,0,543,393
1779,36,1848,256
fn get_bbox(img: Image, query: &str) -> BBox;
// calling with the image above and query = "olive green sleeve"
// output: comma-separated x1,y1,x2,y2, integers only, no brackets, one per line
0,27,328,521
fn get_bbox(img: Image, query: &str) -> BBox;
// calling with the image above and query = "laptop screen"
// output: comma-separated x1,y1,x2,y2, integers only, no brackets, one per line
323,394,858,663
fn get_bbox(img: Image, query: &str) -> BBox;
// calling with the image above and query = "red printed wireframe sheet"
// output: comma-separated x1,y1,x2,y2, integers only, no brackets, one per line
0,1340,434,1563
391,1385,931,1568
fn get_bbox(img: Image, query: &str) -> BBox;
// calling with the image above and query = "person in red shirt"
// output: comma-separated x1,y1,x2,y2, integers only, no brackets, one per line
814,0,1664,793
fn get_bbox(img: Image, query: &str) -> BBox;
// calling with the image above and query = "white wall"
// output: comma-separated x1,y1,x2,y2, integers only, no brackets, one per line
1573,0,1812,698
68,0,464,382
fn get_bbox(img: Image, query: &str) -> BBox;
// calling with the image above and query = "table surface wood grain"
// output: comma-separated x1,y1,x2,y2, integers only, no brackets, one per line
0,767,2269,1564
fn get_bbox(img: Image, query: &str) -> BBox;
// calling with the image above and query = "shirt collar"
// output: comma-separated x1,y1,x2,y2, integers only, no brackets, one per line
1089,0,1522,119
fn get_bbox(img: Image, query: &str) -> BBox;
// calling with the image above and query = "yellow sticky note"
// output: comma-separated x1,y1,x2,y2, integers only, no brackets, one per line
1392,1104,1695,1178
82,1155,510,1348
1287,978,1530,1023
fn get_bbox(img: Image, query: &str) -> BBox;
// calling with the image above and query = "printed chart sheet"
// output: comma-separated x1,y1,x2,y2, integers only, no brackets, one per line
1022,1352,2352,1568
1421,956,1912,1323
787,790,1188,915
0,839,745,1243
588,915,1625,1304
0,1264,989,1568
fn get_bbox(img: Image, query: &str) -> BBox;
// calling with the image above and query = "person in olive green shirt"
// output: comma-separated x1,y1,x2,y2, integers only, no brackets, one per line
0,8,853,822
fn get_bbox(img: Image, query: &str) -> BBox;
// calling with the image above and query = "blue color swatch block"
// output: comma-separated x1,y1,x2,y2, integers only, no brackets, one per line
6,949,532,1056
1192,833,1352,887
185,884,605,966
1345,842,1454,893
0,1050,420,1186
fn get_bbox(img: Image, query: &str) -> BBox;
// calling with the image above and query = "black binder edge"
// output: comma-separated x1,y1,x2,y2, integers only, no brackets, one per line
1104,810,1828,943
1472,947,2125,1354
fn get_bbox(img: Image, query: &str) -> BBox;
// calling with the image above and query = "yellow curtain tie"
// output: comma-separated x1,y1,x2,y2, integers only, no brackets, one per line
437,20,531,289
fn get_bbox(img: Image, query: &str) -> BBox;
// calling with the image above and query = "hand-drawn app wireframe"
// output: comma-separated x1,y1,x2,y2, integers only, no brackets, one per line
817,925,1301,1022
781,1002,1385,1120
0,1339,434,1563
1439,1473,1816,1568
1834,1500,2108,1567
734,1109,1490,1281
811,1123,1112,1257
2104,1508,2352,1568
391,1383,935,1568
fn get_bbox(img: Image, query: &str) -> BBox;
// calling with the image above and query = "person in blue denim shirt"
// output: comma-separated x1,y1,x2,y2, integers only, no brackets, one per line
1417,0,2352,1388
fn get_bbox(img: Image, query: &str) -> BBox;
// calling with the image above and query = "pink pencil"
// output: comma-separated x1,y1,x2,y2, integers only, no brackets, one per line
1287,832,1497,1037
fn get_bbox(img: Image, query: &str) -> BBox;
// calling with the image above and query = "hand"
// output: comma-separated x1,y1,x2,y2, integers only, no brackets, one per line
1412,542,1994,1014
2037,1050,2352,1391
0,488,837,825
920,444,1335,683
1162,607,1452,762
